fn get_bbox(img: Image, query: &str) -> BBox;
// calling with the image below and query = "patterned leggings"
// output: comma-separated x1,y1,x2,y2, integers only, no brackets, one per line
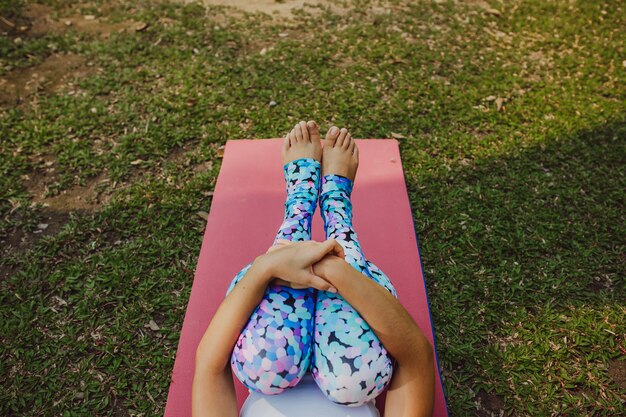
226,157,398,406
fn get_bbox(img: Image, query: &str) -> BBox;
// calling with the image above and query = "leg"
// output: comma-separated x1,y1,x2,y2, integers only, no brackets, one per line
312,128,397,406
227,122,323,395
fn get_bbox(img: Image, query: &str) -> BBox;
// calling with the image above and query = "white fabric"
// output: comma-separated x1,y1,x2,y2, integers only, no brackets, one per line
240,372,380,417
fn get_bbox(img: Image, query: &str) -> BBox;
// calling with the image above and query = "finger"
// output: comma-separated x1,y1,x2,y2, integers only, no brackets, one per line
311,240,336,261
324,238,345,258
272,278,290,287
273,278,307,289
308,274,338,293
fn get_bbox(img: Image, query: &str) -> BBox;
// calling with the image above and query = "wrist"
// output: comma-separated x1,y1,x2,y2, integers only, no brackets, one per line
313,255,347,283
251,254,275,285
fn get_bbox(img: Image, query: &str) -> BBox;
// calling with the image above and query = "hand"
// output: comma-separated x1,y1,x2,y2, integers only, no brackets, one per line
311,254,346,281
255,239,344,292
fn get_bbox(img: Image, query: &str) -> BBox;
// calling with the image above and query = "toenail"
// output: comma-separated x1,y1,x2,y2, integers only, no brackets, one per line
329,126,338,135
341,128,348,133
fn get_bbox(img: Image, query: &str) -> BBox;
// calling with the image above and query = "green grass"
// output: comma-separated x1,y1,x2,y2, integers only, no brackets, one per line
1,0,624,415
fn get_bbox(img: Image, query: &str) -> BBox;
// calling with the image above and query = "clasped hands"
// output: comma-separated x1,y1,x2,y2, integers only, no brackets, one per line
253,239,345,293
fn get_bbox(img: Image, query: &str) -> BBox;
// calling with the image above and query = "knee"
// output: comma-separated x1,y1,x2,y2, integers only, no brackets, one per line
313,351,394,406
231,328,312,395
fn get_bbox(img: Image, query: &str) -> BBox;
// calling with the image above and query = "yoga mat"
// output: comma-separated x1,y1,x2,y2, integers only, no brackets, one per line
165,138,448,417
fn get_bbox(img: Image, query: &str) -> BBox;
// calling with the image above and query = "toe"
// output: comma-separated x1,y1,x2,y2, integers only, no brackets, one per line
342,133,352,150
336,128,348,148
325,126,340,146
348,137,356,153
299,121,309,142
289,128,297,144
307,120,321,144
295,124,304,142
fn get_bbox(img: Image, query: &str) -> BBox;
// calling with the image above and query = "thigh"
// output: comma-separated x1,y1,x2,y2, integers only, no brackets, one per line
312,293,393,405
311,259,398,405
228,262,316,394
365,259,398,298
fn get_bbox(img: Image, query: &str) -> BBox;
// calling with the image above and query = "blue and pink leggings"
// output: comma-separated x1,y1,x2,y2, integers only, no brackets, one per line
226,157,398,406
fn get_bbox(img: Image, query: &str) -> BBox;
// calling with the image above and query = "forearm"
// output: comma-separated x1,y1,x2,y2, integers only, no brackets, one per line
195,256,272,373
314,256,435,416
193,257,274,417
315,256,433,363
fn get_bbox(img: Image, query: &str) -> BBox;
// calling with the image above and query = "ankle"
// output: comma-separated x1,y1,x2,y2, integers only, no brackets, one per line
320,174,353,198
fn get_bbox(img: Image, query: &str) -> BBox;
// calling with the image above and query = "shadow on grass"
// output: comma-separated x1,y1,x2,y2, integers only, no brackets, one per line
407,119,625,414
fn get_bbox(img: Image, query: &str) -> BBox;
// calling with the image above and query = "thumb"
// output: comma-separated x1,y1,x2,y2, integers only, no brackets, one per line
322,238,345,259
308,274,337,293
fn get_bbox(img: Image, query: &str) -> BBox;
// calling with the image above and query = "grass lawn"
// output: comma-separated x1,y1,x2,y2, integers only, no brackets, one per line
1,0,624,415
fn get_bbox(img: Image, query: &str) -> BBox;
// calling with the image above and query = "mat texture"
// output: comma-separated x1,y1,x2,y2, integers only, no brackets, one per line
164,138,448,416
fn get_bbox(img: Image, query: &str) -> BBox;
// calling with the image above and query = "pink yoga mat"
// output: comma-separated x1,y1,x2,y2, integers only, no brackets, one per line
165,138,448,416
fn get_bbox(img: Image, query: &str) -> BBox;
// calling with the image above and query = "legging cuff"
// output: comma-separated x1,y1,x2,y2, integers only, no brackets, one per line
283,158,321,199
320,174,354,198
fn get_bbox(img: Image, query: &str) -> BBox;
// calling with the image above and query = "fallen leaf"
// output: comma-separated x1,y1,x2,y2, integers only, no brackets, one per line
130,159,144,165
0,16,15,30
37,223,49,230
484,8,501,17
391,132,406,139
217,145,225,158
84,15,96,21
146,320,160,331
485,95,497,101
196,211,209,221
133,22,148,32
52,295,68,306
495,97,505,112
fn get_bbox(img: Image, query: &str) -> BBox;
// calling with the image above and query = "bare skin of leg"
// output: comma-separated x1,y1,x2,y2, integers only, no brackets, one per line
321,126,359,181
282,120,323,164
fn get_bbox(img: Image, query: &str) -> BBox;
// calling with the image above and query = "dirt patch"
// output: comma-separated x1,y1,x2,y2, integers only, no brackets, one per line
0,209,69,256
0,52,98,107
110,395,131,417
0,262,19,281
608,359,626,391
182,0,343,17
475,390,505,416
22,168,112,212
13,3,145,38
587,274,616,292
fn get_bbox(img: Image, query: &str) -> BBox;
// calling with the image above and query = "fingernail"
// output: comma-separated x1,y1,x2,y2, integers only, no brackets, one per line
329,126,338,135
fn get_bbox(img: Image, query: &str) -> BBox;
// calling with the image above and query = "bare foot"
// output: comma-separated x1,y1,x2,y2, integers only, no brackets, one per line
281,120,323,165
322,126,359,181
